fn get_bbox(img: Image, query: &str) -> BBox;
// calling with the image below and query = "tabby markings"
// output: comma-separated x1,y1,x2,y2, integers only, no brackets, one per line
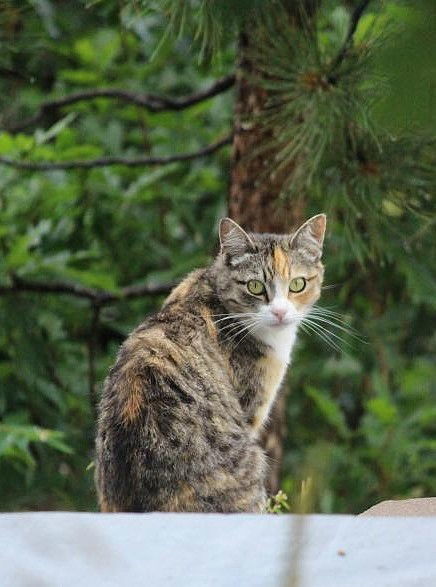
273,247,290,280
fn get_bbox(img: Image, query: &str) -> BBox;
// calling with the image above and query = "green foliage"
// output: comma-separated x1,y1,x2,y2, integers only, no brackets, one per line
250,2,382,188
0,0,435,513
0,420,72,470
247,3,436,264
283,356,436,513
149,0,265,62
265,489,291,514
0,0,231,510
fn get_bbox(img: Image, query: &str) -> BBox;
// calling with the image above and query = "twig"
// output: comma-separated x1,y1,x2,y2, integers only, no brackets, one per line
0,278,178,419
328,0,371,80
0,134,232,171
0,276,177,304
4,74,235,132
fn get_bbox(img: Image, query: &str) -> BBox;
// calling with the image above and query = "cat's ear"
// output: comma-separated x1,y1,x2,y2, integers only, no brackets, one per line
219,218,255,256
290,214,326,260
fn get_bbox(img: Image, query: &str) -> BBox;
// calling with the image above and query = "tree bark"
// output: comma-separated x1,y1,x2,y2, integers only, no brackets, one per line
229,36,306,233
229,31,307,495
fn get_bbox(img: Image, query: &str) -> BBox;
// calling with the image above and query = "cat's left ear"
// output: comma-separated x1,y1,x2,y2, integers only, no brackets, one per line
219,218,255,256
290,214,326,259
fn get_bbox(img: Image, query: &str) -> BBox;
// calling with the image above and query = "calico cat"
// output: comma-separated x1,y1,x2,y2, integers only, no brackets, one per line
95,213,326,513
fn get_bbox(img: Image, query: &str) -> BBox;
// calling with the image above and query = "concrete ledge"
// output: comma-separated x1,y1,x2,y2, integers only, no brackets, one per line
361,497,436,517
1,512,436,586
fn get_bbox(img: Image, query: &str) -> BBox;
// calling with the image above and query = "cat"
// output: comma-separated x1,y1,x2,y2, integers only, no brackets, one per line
95,213,326,513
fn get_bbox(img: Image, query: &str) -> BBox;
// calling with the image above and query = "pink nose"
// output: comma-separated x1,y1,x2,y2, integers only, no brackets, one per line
272,308,287,322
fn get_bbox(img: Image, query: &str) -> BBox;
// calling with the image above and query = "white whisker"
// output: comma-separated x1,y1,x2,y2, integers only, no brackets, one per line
300,319,344,353
309,306,362,335
219,319,256,344
224,320,260,345
230,320,263,351
212,313,258,325
219,321,250,336
303,317,353,347
212,312,258,318
306,314,364,342
311,305,350,319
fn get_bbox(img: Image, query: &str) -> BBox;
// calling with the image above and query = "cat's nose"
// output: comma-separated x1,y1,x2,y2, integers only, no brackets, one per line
272,308,287,323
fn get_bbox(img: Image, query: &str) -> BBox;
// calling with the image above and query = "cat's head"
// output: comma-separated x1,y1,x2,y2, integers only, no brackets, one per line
212,214,326,332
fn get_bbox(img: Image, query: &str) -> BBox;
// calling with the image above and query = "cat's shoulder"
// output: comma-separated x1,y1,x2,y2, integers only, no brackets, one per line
163,268,208,307
116,270,216,356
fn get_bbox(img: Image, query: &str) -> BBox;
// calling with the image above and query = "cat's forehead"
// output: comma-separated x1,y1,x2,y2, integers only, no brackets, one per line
256,233,322,267
232,233,316,275
248,233,290,255
251,236,292,279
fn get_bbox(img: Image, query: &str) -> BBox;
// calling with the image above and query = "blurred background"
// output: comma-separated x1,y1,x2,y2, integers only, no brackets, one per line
0,0,434,513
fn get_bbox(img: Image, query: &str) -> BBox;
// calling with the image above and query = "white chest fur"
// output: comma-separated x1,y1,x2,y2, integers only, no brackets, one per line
256,323,298,364
251,324,298,430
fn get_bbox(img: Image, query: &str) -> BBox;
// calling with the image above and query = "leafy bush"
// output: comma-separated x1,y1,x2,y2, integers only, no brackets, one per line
0,0,434,512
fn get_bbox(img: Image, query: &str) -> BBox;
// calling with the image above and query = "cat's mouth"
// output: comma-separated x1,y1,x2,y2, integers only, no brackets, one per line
268,317,295,328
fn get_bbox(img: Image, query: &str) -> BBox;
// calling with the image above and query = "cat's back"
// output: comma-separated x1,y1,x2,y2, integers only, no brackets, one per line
101,292,233,426
96,270,266,513
102,269,233,413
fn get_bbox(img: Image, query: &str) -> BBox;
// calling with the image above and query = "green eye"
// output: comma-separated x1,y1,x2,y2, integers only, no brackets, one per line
289,277,306,293
247,279,265,295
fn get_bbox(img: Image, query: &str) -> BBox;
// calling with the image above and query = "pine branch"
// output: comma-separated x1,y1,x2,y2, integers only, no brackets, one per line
0,134,232,171
0,276,176,305
328,0,371,81
4,74,235,133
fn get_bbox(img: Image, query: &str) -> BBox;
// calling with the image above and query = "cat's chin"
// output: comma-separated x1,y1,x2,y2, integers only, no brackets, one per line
266,317,298,329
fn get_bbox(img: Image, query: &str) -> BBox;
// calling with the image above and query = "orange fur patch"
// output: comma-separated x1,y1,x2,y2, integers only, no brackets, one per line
273,247,290,280
164,270,202,306
252,354,287,430
292,282,321,309
161,483,197,511
121,377,144,425
200,306,218,339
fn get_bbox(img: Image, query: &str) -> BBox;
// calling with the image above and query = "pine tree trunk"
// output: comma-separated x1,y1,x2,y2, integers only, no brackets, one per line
229,32,307,495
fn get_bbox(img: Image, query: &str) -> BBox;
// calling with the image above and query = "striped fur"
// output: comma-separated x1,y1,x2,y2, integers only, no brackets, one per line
95,214,326,512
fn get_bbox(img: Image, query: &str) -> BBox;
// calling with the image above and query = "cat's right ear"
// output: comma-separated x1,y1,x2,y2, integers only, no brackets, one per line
219,218,255,256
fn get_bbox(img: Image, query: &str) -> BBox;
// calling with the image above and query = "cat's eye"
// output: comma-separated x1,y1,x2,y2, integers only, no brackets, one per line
247,279,265,295
289,277,306,293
